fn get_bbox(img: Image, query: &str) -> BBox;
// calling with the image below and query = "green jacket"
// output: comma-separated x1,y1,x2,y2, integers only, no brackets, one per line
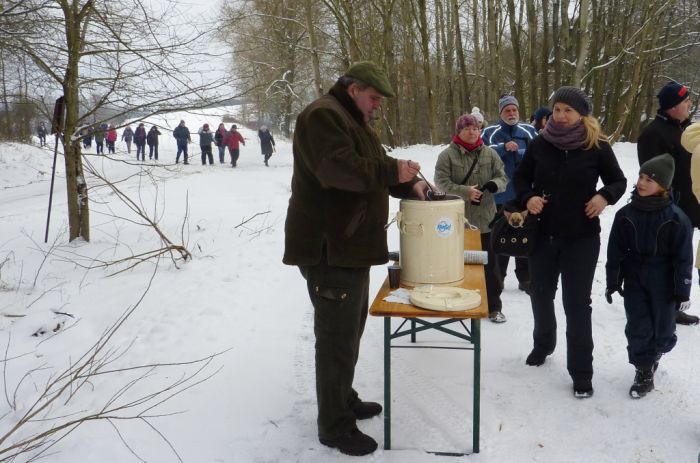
434,142,508,233
283,82,416,267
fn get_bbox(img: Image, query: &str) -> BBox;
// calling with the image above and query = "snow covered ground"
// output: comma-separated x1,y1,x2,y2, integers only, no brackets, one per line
1,112,699,462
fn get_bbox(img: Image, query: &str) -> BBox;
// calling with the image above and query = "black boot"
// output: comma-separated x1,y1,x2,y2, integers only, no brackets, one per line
629,367,654,399
676,311,699,325
573,379,594,399
319,428,377,456
526,348,551,366
351,401,382,420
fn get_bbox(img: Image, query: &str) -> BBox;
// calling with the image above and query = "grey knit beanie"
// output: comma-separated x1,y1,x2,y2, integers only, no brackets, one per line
551,86,592,116
640,153,675,190
498,95,519,114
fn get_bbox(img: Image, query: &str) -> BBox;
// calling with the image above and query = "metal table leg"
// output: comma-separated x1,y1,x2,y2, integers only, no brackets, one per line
384,316,391,450
472,318,481,453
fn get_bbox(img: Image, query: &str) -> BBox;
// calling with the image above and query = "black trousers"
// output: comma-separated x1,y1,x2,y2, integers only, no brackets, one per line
201,145,213,164
497,254,530,285
528,234,599,382
623,272,677,369
480,233,503,313
148,144,158,160
176,142,188,163
229,148,240,166
299,261,369,440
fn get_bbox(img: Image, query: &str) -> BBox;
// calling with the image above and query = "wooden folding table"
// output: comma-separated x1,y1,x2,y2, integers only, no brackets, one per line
369,229,488,454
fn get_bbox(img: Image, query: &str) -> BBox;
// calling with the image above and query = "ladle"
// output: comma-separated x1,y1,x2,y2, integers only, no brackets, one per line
415,169,446,200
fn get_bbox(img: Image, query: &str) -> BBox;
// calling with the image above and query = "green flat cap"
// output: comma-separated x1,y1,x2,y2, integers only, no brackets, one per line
345,61,395,98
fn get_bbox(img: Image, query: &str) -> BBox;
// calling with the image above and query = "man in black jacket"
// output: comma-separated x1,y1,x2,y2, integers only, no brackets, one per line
638,81,698,325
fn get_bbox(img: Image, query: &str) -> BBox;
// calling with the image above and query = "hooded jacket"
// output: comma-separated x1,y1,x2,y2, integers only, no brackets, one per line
283,82,417,267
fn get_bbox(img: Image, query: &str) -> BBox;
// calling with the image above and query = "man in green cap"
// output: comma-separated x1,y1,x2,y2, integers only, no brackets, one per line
283,61,428,456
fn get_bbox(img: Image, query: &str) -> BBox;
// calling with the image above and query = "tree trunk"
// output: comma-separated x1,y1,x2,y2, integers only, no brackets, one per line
505,0,525,111
304,0,323,99
573,0,590,86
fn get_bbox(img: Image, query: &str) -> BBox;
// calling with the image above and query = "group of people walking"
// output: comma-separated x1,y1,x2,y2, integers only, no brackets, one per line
283,60,699,457
74,120,276,167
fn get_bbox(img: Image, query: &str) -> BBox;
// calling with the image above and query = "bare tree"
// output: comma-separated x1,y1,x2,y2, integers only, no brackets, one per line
2,0,236,242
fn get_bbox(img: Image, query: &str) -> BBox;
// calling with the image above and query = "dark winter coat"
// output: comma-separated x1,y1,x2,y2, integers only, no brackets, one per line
606,195,693,303
198,127,214,146
259,129,275,155
37,124,47,136
215,127,226,146
121,127,134,142
173,125,191,145
94,124,107,142
482,120,538,204
146,127,161,146
513,136,627,239
283,82,417,267
134,126,147,145
637,111,700,226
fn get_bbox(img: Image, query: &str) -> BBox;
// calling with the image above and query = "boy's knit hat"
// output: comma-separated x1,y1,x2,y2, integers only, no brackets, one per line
640,153,675,190
551,86,592,116
498,95,519,114
657,81,689,111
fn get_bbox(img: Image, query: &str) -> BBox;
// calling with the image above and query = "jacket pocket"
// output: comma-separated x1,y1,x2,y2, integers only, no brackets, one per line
313,284,350,302
343,201,368,238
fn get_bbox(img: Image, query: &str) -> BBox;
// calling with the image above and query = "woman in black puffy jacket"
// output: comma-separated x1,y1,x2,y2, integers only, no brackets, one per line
513,86,627,399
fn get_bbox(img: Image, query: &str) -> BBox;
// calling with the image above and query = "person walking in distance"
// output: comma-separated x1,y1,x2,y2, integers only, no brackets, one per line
198,123,215,165
283,61,428,456
637,81,699,326
147,125,161,160
482,95,538,294
258,125,276,166
134,123,147,161
215,122,227,164
606,154,692,399
94,123,106,154
224,124,245,167
122,124,134,154
106,124,117,154
173,120,191,164
513,86,627,398
37,122,47,147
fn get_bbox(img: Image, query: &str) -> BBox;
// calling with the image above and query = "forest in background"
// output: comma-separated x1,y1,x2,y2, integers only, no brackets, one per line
1,0,699,147
219,0,700,145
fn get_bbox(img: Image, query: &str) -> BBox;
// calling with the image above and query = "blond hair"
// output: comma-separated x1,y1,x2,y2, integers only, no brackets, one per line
582,115,608,150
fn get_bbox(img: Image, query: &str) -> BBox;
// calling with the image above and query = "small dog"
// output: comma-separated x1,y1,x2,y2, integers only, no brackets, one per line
504,210,528,228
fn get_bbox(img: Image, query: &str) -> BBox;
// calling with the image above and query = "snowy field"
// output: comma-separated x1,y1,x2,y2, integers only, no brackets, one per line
1,110,699,463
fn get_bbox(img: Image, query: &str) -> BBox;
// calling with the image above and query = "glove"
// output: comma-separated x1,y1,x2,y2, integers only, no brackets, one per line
605,287,623,304
679,300,692,312
482,181,498,193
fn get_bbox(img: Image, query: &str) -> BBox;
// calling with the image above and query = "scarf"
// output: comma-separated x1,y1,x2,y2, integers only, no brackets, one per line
452,134,483,152
541,120,587,151
630,189,671,212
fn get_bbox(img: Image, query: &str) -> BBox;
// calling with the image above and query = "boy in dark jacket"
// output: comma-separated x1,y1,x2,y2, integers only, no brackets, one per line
606,154,693,398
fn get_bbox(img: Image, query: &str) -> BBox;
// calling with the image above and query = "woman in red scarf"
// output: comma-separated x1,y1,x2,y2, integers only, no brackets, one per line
434,114,508,323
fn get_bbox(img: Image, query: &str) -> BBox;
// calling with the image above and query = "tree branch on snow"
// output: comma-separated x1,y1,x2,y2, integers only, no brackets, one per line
0,265,224,462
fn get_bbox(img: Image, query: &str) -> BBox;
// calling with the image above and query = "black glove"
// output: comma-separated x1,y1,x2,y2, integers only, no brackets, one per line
482,181,498,193
605,286,624,304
